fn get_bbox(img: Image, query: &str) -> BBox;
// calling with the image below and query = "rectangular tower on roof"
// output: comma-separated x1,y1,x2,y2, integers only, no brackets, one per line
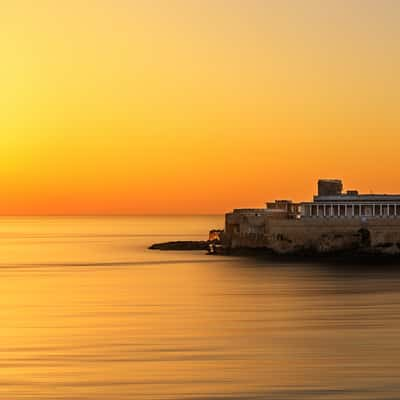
318,179,343,196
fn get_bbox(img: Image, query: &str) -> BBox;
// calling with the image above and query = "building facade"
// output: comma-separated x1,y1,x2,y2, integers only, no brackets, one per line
301,180,400,219
224,179,400,255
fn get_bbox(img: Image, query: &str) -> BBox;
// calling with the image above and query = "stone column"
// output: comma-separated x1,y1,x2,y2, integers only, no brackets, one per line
380,204,383,217
352,204,354,217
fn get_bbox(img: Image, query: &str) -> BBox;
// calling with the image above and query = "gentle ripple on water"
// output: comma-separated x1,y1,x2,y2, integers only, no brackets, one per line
0,216,400,399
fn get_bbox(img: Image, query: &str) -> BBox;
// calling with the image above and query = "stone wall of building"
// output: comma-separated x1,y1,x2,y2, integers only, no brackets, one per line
225,213,400,255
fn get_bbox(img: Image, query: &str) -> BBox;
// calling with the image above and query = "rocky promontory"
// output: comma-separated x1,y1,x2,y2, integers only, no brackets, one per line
149,241,211,251
149,230,224,252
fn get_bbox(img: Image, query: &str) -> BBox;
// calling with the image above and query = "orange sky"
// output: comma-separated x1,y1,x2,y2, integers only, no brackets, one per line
1,1,400,215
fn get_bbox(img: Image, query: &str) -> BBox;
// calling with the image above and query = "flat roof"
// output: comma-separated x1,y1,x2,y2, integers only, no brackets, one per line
233,208,266,213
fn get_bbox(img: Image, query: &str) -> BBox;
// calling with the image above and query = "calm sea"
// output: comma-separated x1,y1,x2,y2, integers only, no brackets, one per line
1,216,400,399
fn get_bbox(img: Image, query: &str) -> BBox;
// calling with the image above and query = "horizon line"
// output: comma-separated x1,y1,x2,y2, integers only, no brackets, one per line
0,213,225,218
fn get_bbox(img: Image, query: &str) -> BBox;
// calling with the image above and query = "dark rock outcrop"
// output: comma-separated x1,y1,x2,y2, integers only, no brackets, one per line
149,241,210,251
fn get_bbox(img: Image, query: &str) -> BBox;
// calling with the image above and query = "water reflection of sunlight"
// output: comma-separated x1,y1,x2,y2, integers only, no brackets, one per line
0,217,400,399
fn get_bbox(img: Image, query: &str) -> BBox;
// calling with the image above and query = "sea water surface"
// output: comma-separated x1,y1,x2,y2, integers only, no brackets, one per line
1,216,400,399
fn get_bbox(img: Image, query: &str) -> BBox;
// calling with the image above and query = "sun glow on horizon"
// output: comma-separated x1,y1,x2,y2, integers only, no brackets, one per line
1,1,400,215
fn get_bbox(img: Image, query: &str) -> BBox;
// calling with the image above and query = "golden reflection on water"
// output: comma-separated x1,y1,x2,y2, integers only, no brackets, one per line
0,217,400,399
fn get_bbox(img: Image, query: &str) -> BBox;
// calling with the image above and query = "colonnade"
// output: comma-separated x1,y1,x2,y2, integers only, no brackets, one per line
302,203,400,218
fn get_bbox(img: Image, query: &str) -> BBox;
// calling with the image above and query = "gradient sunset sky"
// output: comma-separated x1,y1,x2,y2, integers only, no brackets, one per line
1,1,399,215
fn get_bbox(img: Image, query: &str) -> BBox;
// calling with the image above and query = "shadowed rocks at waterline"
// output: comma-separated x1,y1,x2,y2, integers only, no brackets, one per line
149,229,223,251
149,241,210,251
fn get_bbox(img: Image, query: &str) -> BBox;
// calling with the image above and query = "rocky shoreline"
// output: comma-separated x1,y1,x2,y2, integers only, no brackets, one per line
148,228,400,260
149,239,400,262
149,229,224,252
149,241,211,251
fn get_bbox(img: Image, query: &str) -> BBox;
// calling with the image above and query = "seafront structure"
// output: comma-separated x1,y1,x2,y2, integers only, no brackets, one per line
224,180,400,255
302,179,400,219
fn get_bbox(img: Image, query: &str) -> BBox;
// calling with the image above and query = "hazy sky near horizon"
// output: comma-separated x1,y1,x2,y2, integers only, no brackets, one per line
1,0,400,214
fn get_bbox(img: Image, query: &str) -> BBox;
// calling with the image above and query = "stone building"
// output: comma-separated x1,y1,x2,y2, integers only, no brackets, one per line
302,179,400,219
224,180,400,255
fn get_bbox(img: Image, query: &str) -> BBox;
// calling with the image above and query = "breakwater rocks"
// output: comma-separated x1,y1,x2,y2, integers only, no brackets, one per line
149,241,210,251
150,229,224,252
